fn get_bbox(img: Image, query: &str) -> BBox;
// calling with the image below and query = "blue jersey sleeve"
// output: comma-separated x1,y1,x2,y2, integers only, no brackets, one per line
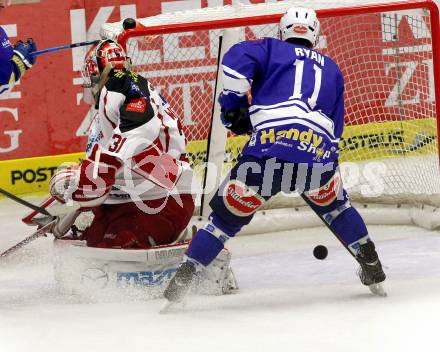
0,26,21,95
219,39,268,110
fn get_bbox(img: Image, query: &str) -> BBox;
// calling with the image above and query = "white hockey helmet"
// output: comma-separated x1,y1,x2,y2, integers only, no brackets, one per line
279,7,320,47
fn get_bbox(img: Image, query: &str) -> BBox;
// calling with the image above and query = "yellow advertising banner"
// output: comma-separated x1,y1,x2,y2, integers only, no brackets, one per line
339,118,437,162
0,153,84,196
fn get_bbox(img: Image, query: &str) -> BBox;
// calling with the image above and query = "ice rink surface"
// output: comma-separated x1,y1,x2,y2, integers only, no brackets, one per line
1,197,439,352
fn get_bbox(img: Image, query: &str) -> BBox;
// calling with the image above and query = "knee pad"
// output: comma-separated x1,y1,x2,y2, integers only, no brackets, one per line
304,172,345,214
210,179,266,227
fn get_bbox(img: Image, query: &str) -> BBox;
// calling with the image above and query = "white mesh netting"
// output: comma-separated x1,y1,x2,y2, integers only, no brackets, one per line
101,0,440,210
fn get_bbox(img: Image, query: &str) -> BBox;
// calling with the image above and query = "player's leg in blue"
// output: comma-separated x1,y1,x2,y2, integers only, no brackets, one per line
163,155,284,303
303,168,386,289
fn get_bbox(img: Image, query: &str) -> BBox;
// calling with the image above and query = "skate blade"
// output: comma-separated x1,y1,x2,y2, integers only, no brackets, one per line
368,283,387,297
159,299,186,314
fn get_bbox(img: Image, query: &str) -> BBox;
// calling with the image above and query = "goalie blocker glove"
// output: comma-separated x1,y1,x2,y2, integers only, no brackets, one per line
220,107,253,135
49,149,122,209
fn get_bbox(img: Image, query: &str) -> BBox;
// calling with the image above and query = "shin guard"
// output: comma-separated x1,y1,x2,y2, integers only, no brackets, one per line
186,213,242,267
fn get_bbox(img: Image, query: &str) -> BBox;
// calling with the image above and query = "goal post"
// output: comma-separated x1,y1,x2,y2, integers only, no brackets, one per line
100,0,440,230
200,28,241,218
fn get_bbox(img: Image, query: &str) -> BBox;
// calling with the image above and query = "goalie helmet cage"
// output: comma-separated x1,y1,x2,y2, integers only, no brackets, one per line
101,0,440,232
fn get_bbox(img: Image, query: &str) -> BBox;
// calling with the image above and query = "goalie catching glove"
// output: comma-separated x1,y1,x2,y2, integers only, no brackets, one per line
220,107,253,135
50,152,121,209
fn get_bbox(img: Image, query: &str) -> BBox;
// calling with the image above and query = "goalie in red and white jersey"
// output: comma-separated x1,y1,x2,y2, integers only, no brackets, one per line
35,39,197,248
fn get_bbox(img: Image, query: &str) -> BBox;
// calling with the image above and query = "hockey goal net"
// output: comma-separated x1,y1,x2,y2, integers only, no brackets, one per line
100,0,440,230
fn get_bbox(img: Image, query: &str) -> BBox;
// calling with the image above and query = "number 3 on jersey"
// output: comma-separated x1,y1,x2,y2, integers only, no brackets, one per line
109,134,127,153
289,59,322,109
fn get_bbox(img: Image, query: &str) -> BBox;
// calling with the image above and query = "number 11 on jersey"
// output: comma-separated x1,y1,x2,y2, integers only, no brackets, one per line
289,59,322,109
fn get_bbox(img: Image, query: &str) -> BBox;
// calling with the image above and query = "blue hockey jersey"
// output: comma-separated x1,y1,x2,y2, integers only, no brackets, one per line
0,26,20,95
219,37,344,164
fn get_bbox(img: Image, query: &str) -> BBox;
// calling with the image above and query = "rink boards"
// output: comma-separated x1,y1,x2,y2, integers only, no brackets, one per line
0,152,84,196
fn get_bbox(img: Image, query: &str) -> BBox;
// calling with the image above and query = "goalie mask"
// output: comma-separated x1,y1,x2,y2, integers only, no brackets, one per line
279,7,320,47
81,40,131,105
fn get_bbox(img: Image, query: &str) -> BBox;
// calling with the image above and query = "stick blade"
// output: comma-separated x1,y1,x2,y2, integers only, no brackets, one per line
0,219,57,258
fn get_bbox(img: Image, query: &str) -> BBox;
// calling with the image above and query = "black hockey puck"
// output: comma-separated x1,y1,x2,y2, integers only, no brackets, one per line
313,245,328,260
123,18,137,30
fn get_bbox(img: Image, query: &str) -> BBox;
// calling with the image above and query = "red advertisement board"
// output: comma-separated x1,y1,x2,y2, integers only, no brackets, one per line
0,0,240,160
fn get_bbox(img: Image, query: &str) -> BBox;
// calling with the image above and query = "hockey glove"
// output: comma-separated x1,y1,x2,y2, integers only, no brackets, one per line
50,157,120,209
12,38,37,74
221,107,253,135
50,165,82,204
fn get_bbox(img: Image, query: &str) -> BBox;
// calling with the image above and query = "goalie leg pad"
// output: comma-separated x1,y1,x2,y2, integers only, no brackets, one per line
84,194,194,248
54,240,236,297
197,249,238,295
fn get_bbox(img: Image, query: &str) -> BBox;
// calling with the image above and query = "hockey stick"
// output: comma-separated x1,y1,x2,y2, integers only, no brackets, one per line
300,194,357,259
300,194,386,296
0,187,52,217
29,17,137,58
30,39,100,57
0,219,57,258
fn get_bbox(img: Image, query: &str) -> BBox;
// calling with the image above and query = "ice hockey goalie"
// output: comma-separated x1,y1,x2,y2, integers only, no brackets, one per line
22,40,237,297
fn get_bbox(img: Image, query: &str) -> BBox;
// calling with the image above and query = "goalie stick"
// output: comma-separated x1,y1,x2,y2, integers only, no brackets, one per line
0,219,57,258
300,194,387,297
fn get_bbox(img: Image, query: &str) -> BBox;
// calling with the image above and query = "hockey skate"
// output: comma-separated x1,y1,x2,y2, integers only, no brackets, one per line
356,242,387,297
161,262,196,312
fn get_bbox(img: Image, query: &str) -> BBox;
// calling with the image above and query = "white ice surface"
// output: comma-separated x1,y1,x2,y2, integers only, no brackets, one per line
0,196,439,352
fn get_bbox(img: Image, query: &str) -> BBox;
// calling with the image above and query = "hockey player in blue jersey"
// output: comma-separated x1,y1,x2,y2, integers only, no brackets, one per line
163,7,386,305
0,0,37,95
